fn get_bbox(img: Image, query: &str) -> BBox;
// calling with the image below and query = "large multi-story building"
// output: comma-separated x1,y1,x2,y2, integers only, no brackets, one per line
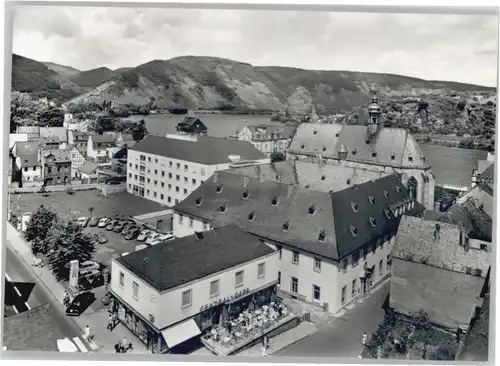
108,225,278,353
287,95,436,210
172,171,425,315
126,134,270,206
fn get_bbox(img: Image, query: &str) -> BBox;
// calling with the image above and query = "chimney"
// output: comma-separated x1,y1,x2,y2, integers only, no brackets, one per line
287,185,294,198
337,144,347,160
243,176,249,188
213,172,219,183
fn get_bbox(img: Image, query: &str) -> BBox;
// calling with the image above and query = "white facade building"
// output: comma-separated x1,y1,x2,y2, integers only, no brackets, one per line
232,124,296,157
172,171,425,315
127,134,270,206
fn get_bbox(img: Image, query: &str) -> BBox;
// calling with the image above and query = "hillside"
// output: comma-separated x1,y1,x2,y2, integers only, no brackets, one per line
65,55,495,116
43,61,80,76
68,67,117,88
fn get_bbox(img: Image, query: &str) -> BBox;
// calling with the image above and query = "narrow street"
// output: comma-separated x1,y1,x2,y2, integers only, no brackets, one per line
275,282,389,359
3,243,91,352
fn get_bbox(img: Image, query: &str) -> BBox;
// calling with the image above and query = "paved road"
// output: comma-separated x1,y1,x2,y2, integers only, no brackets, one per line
4,244,90,352
275,282,390,359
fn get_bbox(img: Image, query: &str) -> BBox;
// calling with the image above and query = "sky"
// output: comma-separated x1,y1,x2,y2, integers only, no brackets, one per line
11,6,499,87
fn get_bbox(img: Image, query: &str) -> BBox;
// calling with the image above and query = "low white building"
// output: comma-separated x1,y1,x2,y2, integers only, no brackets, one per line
15,154,42,186
127,134,270,206
108,225,278,353
87,135,116,164
172,171,425,315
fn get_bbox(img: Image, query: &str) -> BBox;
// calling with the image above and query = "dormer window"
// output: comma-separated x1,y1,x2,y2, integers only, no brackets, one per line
313,130,318,135
322,147,327,152
395,185,401,192
372,152,377,158
248,211,255,221
271,196,279,206
352,149,357,155
195,196,203,206
346,179,351,185
335,133,340,137
384,190,389,199
282,220,290,232
351,202,359,212
308,205,316,215
216,184,223,193
301,144,305,149
368,195,375,204
408,156,413,162
384,209,391,219
321,175,326,181
242,190,249,199
369,217,377,227
350,225,358,237
217,205,227,213
318,230,326,242
391,153,396,160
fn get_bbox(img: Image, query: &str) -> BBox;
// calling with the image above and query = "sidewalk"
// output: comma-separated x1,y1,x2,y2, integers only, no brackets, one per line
6,222,118,353
236,321,318,357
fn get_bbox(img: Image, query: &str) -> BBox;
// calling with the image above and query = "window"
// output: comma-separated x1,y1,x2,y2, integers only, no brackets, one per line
132,281,139,300
386,255,392,271
292,251,299,264
178,214,184,225
162,171,165,177
176,175,180,181
465,267,472,275
184,164,188,171
210,280,219,298
168,196,171,203
475,269,482,277
148,157,151,162
341,286,346,305
146,178,150,183
313,285,321,301
277,271,281,285
160,194,164,200
235,270,244,288
291,277,298,293
258,263,265,278
24,167,28,172
379,259,384,277
189,218,193,228
342,258,348,271
119,272,124,287
184,177,188,183
153,192,157,198
192,178,196,185
161,182,165,188
480,244,488,251
176,163,180,170
183,188,188,194
140,155,145,161
314,257,321,272
352,279,357,298
181,289,192,308
352,250,359,267
168,184,172,191
169,161,173,168
154,169,158,175
176,186,180,192
168,173,172,178
154,180,158,186
155,159,158,164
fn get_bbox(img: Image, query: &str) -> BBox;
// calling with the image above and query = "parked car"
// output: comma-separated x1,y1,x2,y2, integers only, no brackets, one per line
88,217,99,227
96,233,108,244
76,217,89,228
150,233,175,245
79,270,109,291
137,229,153,242
125,228,141,240
105,220,119,231
113,221,126,233
98,217,110,228
105,177,123,185
65,291,96,316
145,232,161,245
79,260,99,276
122,222,137,235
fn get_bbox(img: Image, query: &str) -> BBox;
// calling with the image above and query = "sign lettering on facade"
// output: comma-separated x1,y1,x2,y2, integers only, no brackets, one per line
199,287,250,312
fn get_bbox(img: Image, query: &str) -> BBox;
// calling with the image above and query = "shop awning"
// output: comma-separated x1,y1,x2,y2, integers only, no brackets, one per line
161,319,201,349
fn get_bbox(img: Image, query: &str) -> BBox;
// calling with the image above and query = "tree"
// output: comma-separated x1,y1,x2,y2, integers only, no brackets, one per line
131,119,148,142
271,151,286,163
46,220,96,281
25,205,58,255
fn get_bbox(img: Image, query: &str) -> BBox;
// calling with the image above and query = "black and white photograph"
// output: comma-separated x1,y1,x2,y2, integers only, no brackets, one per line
1,2,498,363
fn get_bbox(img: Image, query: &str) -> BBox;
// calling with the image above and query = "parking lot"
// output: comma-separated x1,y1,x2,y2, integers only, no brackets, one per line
10,190,166,267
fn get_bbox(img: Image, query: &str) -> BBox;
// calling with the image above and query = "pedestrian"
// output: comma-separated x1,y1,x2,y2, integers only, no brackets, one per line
84,325,92,342
63,292,70,307
362,332,367,346
121,337,128,353
107,314,114,331
114,343,121,353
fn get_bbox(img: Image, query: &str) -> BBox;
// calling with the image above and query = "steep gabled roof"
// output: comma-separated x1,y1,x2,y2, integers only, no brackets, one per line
174,172,421,260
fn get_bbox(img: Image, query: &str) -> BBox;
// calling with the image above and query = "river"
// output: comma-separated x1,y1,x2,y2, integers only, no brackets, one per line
129,114,487,188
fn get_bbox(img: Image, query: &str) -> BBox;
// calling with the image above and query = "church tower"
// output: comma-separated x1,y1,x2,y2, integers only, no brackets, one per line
366,94,381,139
